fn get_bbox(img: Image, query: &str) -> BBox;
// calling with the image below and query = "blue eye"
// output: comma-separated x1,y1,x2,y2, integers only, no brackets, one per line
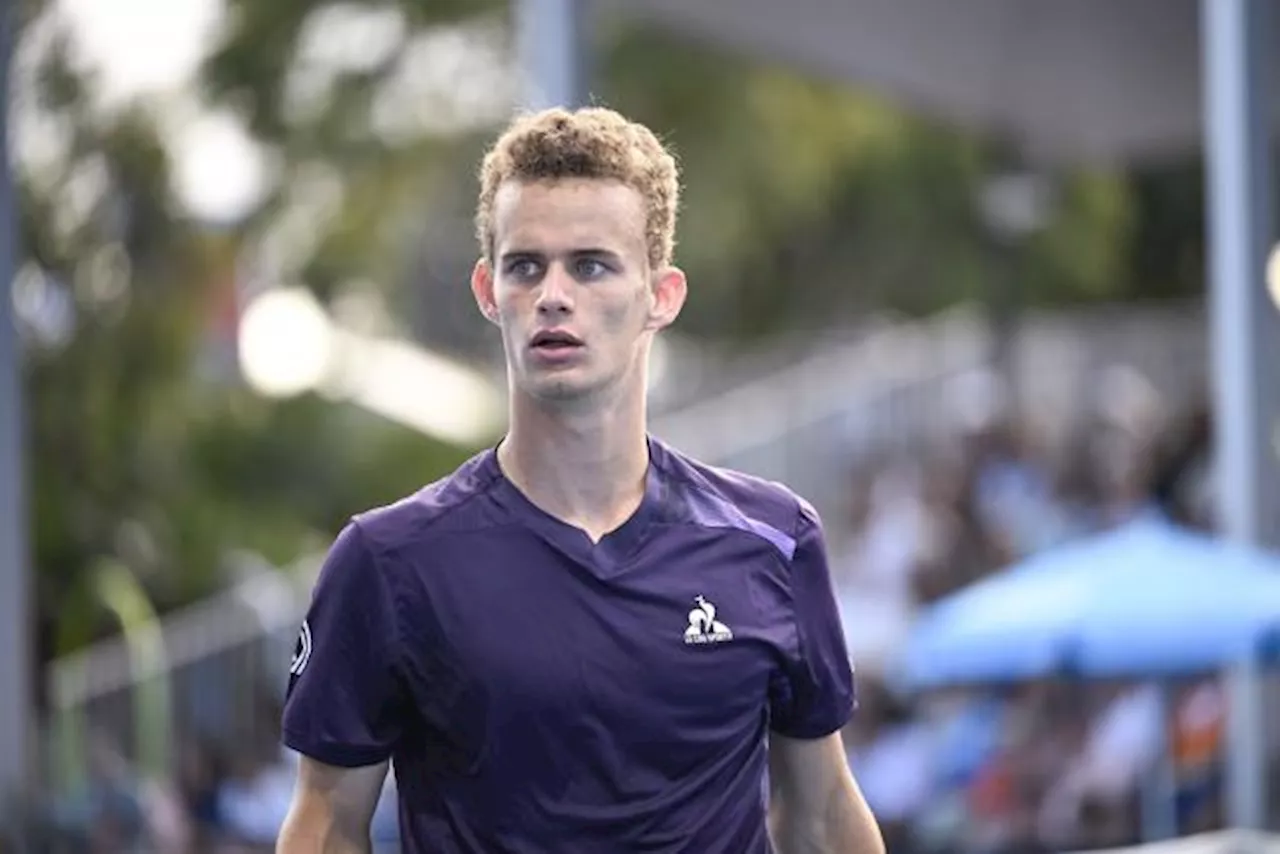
506,259,542,280
575,258,609,279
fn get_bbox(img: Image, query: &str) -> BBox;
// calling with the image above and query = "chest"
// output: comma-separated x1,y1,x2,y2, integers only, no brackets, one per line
402,528,797,741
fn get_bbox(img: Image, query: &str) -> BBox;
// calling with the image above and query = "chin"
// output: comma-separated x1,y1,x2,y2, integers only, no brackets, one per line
530,382,586,402
519,371,608,405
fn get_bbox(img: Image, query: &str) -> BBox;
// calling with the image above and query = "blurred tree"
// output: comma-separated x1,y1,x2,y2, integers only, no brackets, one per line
1121,160,1206,301
202,0,510,361
14,2,474,661
599,25,1152,339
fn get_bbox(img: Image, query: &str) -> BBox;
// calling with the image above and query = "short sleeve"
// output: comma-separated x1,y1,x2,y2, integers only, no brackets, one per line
769,500,857,739
282,522,406,767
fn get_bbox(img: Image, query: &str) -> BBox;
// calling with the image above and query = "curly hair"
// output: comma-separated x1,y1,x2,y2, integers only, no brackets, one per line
475,107,680,269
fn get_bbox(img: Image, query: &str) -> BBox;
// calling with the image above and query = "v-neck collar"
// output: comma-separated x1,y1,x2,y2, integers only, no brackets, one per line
486,436,665,574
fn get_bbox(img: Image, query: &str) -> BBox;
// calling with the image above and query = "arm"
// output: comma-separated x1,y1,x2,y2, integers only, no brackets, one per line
769,732,883,854
278,522,406,852
277,758,388,854
767,498,879,852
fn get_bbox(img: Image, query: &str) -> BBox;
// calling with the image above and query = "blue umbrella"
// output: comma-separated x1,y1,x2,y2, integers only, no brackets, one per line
1077,526,1280,677
899,516,1280,690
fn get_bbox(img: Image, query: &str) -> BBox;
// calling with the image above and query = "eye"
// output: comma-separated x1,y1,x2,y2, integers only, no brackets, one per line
504,258,542,281
573,257,610,280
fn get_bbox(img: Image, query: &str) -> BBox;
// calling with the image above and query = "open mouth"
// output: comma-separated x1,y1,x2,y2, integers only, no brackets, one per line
530,330,584,352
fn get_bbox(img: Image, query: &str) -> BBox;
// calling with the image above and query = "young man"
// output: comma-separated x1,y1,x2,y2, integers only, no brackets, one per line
277,107,883,854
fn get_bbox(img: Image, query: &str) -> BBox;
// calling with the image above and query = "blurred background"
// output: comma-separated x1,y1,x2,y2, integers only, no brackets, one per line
4,0,1280,851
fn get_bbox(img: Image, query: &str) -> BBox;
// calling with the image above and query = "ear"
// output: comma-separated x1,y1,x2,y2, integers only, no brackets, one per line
645,266,687,332
471,258,500,325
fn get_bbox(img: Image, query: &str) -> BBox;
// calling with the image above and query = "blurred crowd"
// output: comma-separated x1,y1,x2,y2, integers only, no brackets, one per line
832,387,1211,665
28,716,290,851
25,707,402,853
831,400,1255,854
17,386,1267,854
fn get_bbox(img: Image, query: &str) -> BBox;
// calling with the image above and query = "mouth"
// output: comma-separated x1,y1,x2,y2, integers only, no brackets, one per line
529,330,584,353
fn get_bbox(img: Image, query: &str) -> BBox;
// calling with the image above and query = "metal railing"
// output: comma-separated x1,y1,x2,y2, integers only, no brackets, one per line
655,300,1205,524
45,555,319,790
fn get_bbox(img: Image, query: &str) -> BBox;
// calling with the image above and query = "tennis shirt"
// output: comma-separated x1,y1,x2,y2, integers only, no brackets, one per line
282,436,856,853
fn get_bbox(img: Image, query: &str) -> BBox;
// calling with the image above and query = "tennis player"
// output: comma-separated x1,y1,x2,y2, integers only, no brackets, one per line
277,106,883,854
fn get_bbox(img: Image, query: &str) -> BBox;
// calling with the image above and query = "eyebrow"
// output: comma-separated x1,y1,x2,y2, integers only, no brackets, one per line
499,248,624,264
572,248,624,263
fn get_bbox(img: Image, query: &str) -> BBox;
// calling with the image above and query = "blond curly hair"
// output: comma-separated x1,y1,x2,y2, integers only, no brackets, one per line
475,107,680,269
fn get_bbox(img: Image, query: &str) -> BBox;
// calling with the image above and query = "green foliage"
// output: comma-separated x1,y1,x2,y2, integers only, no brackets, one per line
595,21,1190,337
20,89,217,649
17,7,476,656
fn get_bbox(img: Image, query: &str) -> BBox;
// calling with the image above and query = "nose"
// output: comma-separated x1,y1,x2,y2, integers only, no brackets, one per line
535,263,574,316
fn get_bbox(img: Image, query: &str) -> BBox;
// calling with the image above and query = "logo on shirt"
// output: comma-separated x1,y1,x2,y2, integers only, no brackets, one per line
290,620,313,676
684,596,733,644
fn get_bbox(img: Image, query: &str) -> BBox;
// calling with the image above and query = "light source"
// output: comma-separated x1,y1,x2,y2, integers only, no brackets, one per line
237,287,333,398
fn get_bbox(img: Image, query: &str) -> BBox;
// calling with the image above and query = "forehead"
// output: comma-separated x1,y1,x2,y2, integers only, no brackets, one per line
492,178,646,258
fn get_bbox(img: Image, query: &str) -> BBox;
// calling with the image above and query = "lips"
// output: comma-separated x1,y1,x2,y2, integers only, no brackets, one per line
530,330,584,350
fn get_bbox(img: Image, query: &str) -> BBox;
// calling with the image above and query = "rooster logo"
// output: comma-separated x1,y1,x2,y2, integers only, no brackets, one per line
684,595,733,644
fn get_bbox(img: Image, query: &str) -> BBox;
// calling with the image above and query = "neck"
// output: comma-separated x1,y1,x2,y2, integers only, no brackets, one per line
499,383,650,539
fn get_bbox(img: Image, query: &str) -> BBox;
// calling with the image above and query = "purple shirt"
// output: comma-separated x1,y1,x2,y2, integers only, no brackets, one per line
282,437,855,853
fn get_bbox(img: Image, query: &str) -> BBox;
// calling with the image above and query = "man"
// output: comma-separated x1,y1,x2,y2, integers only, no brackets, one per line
277,106,883,854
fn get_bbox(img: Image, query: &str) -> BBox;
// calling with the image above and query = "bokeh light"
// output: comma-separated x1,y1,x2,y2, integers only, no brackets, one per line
237,287,333,398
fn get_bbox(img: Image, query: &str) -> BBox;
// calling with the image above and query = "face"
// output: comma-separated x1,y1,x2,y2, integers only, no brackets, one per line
472,178,686,407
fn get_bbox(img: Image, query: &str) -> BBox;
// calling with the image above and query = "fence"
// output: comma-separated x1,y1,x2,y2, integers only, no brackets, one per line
654,300,1206,526
44,555,319,793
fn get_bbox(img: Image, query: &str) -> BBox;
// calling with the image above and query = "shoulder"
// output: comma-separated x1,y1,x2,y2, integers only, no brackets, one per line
300,454,503,657
349,448,504,558
650,437,819,561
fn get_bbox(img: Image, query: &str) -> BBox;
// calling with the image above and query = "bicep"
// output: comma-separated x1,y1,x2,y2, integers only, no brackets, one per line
769,731,853,811
769,732,882,854
278,756,389,853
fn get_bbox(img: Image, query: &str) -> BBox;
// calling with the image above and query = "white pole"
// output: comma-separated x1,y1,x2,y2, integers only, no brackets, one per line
1202,0,1278,831
515,0,584,110
1203,0,1280,549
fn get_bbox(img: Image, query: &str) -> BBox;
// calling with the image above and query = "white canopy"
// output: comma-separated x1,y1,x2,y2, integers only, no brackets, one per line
624,0,1280,165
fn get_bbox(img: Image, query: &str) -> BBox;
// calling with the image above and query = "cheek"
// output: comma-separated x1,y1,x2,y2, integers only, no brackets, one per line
492,302,526,348
602,290,651,332
492,288,526,322
602,304,632,332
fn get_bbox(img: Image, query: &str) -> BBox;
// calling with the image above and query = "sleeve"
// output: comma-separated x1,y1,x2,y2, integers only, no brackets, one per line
769,499,857,739
281,521,407,767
